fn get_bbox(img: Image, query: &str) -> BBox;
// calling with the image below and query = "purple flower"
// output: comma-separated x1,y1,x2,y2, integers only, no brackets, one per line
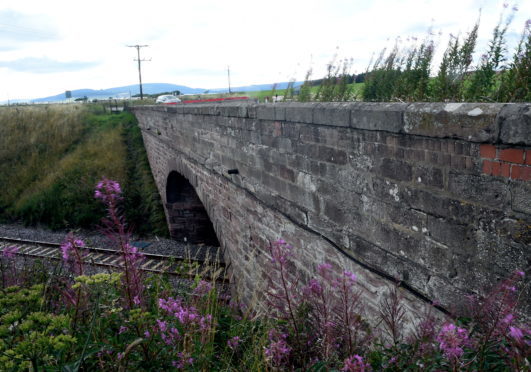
118,326,128,334
342,355,371,371
60,235,86,275
509,326,523,341
269,239,293,264
193,280,212,297
157,319,168,332
94,178,123,203
344,271,357,282
144,330,151,338
227,336,241,350
503,314,514,324
264,329,291,367
436,323,469,359
1,246,19,259
305,279,323,296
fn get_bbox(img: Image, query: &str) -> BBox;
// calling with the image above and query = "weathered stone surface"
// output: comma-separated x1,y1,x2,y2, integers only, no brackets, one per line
511,182,531,215
284,102,315,123
131,102,531,321
350,102,407,132
498,103,531,145
313,102,351,127
404,102,503,142
256,105,276,121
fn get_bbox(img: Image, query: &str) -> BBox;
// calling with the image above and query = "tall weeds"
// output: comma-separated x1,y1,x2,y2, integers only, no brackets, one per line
0,105,167,236
360,6,530,103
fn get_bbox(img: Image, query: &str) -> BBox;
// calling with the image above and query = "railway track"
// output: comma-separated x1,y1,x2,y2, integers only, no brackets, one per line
0,236,227,282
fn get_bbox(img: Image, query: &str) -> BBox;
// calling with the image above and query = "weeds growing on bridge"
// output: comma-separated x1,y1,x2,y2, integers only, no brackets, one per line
0,179,529,370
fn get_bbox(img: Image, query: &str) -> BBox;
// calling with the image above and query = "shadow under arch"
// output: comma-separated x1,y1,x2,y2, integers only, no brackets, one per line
166,171,220,246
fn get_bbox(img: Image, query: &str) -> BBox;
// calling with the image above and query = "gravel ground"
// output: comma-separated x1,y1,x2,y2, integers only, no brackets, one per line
0,223,223,263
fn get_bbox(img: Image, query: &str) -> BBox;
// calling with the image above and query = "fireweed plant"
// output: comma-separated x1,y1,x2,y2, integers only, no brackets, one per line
0,180,529,370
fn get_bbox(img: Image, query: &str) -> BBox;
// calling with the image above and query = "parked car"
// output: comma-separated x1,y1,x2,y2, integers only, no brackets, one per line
155,95,181,104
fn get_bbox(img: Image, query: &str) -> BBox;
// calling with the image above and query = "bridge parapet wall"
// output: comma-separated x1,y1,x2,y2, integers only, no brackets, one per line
132,102,530,318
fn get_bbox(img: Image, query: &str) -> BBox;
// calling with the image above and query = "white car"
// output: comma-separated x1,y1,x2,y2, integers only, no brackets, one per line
155,95,181,104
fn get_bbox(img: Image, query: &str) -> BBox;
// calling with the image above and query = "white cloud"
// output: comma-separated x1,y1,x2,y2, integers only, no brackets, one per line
0,0,529,100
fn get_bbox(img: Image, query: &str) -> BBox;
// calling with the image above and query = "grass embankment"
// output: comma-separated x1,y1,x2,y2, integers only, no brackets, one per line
0,104,167,236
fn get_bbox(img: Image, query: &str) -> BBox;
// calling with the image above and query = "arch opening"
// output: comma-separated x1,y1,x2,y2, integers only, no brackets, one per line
165,171,220,246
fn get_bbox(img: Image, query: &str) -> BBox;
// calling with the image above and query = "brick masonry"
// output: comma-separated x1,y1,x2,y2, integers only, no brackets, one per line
131,102,530,320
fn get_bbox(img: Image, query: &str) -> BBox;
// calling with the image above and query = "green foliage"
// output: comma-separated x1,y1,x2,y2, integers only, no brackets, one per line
361,10,530,103
497,21,531,102
121,114,169,236
298,67,314,102
433,22,479,101
315,55,353,102
363,35,435,102
0,105,168,236
464,12,513,101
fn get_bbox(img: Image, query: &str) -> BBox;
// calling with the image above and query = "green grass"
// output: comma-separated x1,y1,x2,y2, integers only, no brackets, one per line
0,104,168,236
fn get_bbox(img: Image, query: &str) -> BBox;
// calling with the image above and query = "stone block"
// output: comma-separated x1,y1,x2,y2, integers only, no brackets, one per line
413,165,444,189
350,102,407,132
447,172,510,209
511,182,531,215
404,102,503,142
285,102,315,123
313,102,351,127
256,105,276,121
378,158,412,182
317,145,348,165
274,104,287,121
498,103,531,145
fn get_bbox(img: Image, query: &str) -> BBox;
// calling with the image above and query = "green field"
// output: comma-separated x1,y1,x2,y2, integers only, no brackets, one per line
0,104,168,236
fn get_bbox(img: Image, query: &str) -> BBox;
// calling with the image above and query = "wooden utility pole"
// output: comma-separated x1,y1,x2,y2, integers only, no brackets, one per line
127,45,150,100
227,65,232,94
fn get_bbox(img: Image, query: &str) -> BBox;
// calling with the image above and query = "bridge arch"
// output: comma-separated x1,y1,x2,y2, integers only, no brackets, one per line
165,170,220,246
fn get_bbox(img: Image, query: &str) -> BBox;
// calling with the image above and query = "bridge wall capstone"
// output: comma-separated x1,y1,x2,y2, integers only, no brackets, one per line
131,102,530,318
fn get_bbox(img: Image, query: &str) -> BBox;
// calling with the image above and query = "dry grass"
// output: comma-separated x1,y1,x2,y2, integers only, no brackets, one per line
0,104,164,232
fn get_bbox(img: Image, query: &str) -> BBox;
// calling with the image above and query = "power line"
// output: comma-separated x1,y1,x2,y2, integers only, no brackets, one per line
127,44,150,100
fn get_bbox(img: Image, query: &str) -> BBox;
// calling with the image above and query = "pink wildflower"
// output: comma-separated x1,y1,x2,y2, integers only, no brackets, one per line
227,336,241,350
342,355,371,371
304,279,323,296
60,235,86,275
156,319,168,332
1,246,19,259
509,326,523,341
94,178,122,203
344,271,357,282
436,323,469,359
269,239,293,264
264,329,291,367
193,280,213,297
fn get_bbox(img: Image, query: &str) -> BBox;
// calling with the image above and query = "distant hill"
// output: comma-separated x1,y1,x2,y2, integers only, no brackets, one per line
2,81,304,104
208,81,303,94
31,83,206,103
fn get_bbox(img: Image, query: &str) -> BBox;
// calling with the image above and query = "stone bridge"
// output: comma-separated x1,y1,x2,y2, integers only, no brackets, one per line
131,102,530,318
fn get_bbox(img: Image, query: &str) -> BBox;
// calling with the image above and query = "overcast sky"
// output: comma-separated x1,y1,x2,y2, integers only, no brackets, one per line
1,0,529,101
